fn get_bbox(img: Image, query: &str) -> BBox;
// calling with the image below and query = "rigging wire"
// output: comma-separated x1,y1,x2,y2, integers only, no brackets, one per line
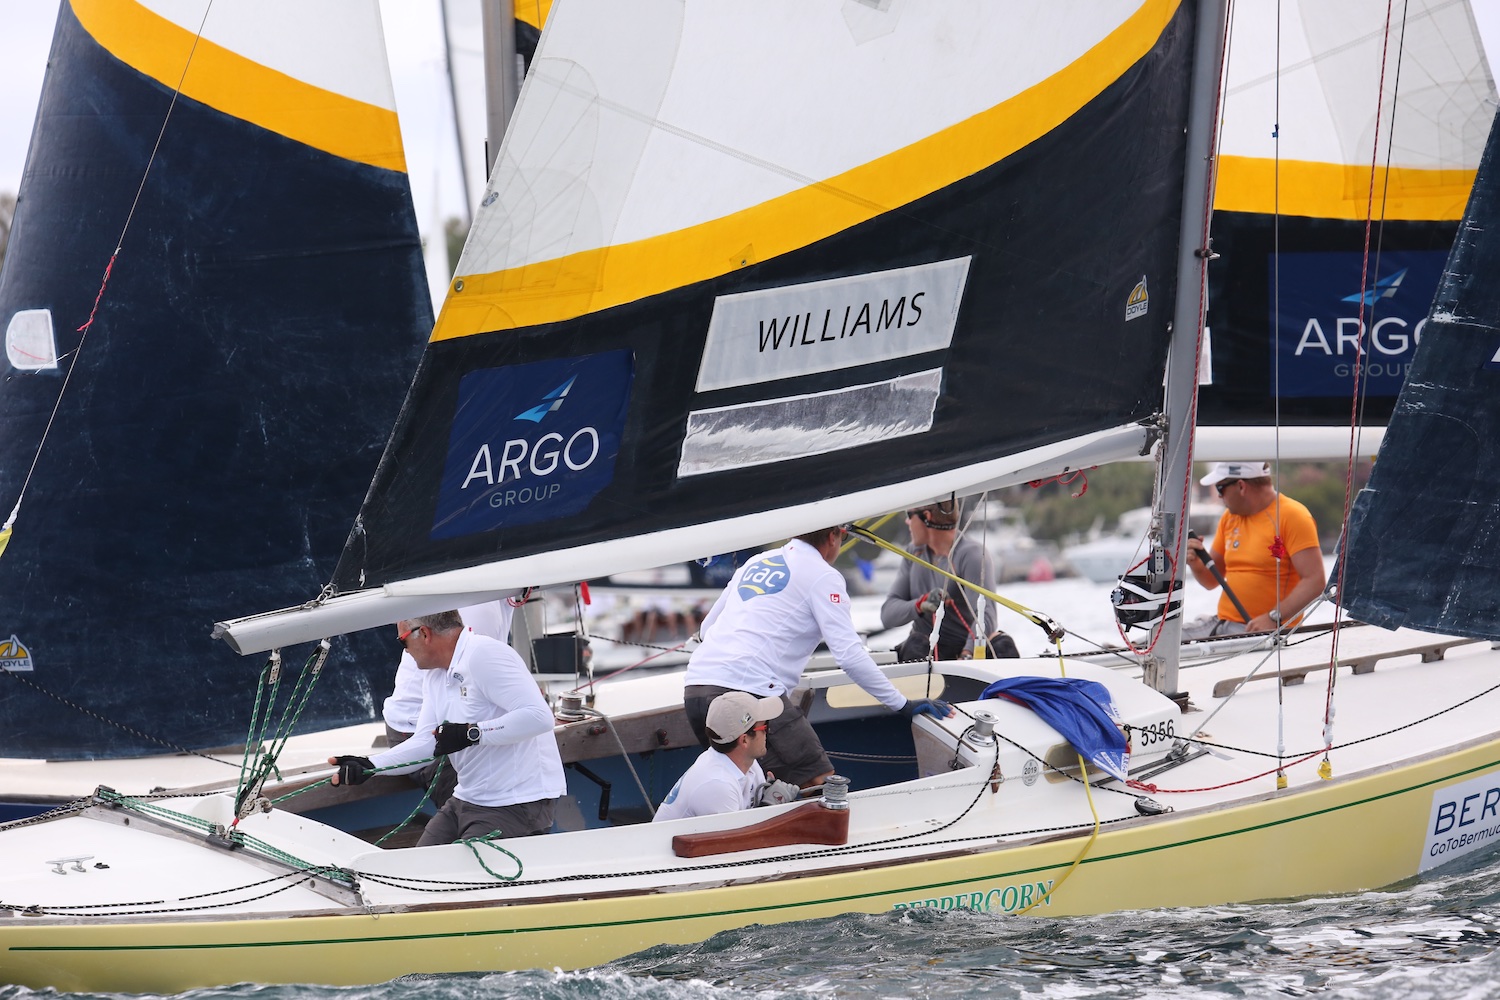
1323,0,1407,782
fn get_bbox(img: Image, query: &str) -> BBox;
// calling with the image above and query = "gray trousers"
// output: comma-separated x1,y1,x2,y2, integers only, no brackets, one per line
416,795,557,846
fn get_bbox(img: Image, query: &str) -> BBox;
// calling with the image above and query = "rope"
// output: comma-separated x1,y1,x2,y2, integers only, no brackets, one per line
0,660,241,766
847,525,1063,643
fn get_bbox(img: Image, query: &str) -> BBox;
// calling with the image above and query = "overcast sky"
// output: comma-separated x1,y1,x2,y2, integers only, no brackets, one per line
4,2,1500,303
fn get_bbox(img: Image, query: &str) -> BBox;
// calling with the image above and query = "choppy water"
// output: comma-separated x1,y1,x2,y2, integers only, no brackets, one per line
10,848,1500,1000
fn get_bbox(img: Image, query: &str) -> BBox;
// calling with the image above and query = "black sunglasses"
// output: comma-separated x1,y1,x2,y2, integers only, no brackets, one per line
1215,479,1241,496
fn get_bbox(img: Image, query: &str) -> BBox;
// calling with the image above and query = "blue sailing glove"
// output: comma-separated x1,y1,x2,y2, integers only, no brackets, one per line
900,698,954,721
433,721,481,755
331,755,373,786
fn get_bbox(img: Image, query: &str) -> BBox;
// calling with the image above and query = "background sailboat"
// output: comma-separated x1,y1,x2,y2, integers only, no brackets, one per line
0,1,429,762
1197,0,1495,459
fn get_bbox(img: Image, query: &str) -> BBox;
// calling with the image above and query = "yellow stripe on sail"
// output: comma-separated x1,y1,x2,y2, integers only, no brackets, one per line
71,0,406,173
515,0,554,30
1215,155,1475,221
432,0,1180,342
0,524,11,562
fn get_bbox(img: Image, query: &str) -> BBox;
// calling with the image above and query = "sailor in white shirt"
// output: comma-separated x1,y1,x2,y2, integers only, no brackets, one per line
654,691,783,822
381,599,516,806
683,526,953,789
331,610,565,845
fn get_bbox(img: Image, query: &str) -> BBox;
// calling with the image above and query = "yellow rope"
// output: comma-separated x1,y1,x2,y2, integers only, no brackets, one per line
847,524,1064,642
1016,750,1102,914
851,518,1096,909
839,512,899,557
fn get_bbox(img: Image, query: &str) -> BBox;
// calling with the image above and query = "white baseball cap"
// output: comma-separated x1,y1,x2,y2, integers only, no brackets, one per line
1199,461,1271,486
705,691,783,743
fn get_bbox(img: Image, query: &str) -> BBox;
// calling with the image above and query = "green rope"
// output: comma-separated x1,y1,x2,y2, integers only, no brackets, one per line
234,642,330,815
373,757,446,846
235,653,281,813
96,789,357,888
261,756,441,807
461,833,524,881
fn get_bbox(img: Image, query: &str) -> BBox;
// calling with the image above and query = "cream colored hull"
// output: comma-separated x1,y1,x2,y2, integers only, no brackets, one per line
4,733,1496,993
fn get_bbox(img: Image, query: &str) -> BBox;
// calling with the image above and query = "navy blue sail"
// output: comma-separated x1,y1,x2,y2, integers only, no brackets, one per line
1340,103,1500,638
0,0,429,757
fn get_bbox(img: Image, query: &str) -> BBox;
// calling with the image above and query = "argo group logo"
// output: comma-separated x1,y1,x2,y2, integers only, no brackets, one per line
432,350,633,538
1273,250,1446,398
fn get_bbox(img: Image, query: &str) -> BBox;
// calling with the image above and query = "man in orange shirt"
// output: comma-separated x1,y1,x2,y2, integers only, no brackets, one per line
1183,462,1326,639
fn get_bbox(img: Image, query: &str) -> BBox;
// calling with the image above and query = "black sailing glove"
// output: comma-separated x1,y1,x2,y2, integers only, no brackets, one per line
332,755,373,786
433,721,482,756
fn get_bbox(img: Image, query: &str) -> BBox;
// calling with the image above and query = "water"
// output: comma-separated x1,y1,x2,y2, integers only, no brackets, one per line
10,849,1499,999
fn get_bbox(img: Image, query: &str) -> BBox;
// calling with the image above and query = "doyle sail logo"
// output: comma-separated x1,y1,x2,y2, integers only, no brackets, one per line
1275,251,1445,398
433,350,633,538
0,634,34,672
737,555,790,600
1125,276,1149,321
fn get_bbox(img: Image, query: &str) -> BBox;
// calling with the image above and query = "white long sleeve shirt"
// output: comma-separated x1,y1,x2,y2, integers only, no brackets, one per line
683,539,905,710
654,750,764,822
370,631,564,808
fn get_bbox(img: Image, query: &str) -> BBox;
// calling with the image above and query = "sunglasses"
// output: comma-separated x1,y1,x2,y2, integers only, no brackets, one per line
751,722,768,733
1214,480,1241,496
397,625,420,648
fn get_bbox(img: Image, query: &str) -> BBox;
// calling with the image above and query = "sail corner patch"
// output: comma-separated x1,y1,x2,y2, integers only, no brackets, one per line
6,309,59,371
433,350,633,539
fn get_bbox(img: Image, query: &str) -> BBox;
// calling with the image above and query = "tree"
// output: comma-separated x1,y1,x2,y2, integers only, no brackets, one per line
0,192,15,277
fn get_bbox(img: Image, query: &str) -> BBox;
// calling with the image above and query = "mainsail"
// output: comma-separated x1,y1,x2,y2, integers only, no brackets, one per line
222,0,1202,653
1198,0,1495,455
0,0,429,755
1340,96,1500,638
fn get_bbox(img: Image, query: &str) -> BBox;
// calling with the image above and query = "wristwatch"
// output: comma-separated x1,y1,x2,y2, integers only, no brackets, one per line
465,724,481,744
1267,609,1282,623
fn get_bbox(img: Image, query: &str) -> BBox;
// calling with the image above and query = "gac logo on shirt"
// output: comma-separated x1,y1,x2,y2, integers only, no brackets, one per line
738,555,790,600
829,594,841,603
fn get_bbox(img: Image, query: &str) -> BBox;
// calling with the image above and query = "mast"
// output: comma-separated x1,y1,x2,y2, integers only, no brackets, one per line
437,0,473,226
1145,0,1227,699
480,0,519,176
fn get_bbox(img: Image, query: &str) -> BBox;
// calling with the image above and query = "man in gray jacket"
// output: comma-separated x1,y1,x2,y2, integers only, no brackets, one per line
880,498,1018,660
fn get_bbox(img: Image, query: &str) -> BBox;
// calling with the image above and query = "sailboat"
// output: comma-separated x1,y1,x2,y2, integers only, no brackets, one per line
0,1,430,814
1195,0,1491,460
6,0,1500,991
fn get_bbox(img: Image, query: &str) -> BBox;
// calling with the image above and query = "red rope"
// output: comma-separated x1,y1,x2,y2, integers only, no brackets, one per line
1027,468,1092,498
1126,747,1321,795
569,640,688,694
1326,0,1399,745
76,253,118,334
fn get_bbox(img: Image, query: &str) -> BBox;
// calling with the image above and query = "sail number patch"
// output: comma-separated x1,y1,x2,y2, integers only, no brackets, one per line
432,350,633,538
